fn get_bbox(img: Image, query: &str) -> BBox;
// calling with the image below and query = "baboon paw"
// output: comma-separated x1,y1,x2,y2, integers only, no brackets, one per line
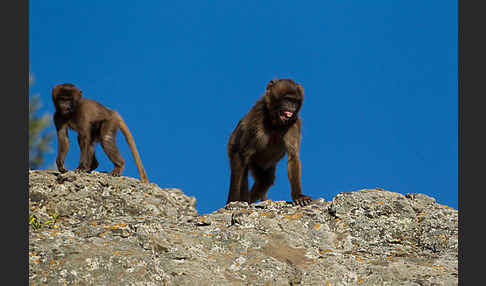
89,163,99,172
109,170,121,177
74,167,89,173
292,195,313,207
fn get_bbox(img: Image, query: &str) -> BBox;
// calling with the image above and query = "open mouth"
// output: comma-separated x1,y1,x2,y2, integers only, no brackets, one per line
279,110,293,121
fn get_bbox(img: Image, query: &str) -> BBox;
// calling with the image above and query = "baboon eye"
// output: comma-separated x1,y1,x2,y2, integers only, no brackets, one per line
285,96,297,103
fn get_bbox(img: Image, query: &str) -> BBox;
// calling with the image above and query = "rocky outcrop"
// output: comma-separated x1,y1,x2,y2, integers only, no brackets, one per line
29,170,458,285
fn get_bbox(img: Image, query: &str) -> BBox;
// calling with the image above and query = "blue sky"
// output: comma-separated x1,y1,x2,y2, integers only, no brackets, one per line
29,1,457,214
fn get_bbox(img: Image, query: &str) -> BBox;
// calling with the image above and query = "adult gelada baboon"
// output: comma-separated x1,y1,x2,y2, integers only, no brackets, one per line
226,78,313,206
51,83,148,183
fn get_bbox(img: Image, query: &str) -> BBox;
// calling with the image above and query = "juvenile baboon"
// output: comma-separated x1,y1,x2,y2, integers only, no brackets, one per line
226,78,312,206
51,83,148,183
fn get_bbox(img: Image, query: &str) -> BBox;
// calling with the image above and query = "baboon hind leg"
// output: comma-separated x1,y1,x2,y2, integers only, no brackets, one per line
249,166,276,204
89,153,99,171
100,122,125,176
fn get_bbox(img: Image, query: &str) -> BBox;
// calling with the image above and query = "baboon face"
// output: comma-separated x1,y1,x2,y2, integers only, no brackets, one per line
52,84,82,116
264,79,304,127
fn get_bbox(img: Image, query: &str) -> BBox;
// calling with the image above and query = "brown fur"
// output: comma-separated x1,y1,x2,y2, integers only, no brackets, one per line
226,78,312,206
52,83,148,183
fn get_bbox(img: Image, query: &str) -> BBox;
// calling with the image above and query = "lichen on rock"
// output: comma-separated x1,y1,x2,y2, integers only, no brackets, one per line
29,170,457,285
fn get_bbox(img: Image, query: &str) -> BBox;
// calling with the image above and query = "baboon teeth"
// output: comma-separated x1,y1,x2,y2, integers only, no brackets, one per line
280,111,293,120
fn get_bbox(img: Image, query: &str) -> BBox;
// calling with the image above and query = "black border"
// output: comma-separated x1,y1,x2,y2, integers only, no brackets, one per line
459,0,486,284
1,0,28,284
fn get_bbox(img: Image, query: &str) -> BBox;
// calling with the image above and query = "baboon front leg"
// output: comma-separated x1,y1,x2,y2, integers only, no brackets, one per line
75,133,94,172
55,123,69,173
240,167,250,203
227,155,247,204
288,154,313,206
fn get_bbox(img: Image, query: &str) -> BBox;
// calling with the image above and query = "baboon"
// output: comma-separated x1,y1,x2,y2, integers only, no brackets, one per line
51,83,148,183
226,78,313,206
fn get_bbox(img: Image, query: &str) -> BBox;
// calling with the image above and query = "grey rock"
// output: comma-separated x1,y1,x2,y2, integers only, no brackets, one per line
29,171,457,285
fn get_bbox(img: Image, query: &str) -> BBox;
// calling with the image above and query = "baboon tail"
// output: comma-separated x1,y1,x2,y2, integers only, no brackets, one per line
115,112,149,183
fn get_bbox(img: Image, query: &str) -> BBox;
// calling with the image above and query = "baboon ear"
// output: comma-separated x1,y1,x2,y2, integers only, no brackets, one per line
52,85,60,101
297,83,304,94
266,78,279,90
296,83,304,100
